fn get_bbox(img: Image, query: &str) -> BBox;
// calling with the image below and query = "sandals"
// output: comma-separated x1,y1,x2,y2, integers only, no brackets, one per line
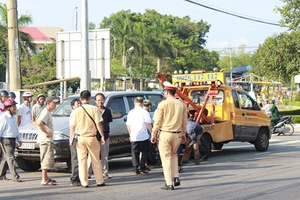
42,179,57,186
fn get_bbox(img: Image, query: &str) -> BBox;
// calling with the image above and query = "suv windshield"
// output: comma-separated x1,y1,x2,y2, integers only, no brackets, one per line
53,96,96,116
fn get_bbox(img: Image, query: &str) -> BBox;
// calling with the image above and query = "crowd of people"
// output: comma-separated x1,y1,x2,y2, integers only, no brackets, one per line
0,85,213,190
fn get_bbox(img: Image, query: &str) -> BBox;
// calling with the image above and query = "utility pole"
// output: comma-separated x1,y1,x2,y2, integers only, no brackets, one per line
229,47,233,86
7,0,21,90
81,0,90,91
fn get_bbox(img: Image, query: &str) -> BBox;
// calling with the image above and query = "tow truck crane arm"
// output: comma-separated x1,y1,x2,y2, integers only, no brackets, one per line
156,71,211,124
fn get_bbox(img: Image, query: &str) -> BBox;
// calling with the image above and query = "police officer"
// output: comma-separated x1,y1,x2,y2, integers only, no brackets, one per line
151,81,187,190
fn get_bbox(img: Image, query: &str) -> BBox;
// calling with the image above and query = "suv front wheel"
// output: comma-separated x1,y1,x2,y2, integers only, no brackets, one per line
16,157,41,172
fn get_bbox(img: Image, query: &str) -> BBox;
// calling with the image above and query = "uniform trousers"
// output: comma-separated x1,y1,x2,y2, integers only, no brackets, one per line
158,131,182,185
76,136,104,186
0,138,19,179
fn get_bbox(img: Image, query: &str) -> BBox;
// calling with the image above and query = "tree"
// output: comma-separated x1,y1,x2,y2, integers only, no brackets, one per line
21,43,57,86
275,0,300,30
100,9,218,81
0,3,35,82
217,45,253,71
251,31,300,84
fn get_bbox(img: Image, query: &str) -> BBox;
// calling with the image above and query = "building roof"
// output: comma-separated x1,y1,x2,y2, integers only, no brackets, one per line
20,27,63,43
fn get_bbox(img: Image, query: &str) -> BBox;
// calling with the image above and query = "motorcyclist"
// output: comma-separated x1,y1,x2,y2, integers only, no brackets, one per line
269,100,280,129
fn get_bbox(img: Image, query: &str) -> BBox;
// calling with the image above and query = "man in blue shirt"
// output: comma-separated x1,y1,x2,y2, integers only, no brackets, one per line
0,99,22,182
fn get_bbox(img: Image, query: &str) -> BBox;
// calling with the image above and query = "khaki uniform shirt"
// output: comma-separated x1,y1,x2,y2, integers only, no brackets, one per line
71,104,103,137
152,97,187,136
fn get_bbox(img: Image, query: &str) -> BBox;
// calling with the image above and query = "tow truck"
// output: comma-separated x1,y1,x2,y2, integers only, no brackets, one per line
157,70,271,156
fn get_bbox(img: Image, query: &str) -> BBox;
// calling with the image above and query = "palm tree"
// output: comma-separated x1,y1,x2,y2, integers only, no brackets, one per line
0,3,35,82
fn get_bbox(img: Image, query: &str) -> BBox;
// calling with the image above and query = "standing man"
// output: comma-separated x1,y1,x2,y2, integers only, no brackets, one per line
69,90,105,188
151,81,187,190
95,93,112,179
32,94,46,122
36,96,59,186
0,90,9,118
126,97,152,174
69,98,82,186
17,92,34,126
0,99,22,182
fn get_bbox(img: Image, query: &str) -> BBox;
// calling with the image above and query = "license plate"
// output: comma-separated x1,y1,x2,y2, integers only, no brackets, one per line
19,143,35,149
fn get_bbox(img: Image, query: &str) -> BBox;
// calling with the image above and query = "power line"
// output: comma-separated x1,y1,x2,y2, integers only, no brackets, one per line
184,0,285,27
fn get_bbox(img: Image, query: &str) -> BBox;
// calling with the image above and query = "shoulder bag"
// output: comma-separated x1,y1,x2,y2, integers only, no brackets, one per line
81,105,101,141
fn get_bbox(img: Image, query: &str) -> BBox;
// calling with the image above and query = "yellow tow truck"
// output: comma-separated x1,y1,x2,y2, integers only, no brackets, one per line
157,70,271,156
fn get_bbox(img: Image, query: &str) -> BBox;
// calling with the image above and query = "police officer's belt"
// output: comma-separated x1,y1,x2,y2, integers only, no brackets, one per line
160,130,181,134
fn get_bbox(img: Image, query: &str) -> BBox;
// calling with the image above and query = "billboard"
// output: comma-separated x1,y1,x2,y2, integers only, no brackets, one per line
56,29,110,80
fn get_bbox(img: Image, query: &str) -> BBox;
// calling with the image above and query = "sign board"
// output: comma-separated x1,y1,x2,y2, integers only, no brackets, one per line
172,72,226,85
295,75,300,83
56,29,110,79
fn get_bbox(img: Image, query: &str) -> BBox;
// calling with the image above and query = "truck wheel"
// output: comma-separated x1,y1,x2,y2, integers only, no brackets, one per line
16,158,41,172
148,143,159,165
212,142,224,150
200,134,212,157
254,129,269,151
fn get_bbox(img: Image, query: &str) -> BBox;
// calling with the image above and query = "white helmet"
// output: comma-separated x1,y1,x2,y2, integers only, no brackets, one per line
23,91,34,99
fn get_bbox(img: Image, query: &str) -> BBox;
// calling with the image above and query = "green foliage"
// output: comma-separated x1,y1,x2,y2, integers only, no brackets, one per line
21,43,57,86
100,9,218,79
275,0,300,30
251,31,300,84
294,91,300,101
217,45,253,71
0,3,35,82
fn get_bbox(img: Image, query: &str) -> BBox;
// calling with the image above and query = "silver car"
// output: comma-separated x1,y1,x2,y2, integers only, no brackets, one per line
16,91,163,171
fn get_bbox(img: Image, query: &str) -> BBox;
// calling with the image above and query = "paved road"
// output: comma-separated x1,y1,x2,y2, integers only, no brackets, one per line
1,130,300,200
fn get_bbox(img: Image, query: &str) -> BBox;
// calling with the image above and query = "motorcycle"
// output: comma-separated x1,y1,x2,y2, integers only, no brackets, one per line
272,115,295,136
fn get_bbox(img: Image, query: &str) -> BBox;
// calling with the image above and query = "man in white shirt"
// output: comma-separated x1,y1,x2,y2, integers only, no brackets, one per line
126,97,152,174
17,92,34,126
261,99,271,114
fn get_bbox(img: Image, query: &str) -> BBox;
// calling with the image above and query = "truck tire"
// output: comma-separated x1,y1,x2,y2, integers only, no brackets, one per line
16,157,41,172
254,128,269,151
200,134,212,157
212,142,224,150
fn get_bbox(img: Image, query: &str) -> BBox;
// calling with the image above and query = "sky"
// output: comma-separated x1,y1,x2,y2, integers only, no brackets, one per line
1,0,288,52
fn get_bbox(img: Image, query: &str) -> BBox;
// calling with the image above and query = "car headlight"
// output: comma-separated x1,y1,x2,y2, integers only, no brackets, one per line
53,132,69,140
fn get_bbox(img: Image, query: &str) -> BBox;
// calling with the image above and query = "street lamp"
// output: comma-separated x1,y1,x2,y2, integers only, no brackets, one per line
123,46,134,90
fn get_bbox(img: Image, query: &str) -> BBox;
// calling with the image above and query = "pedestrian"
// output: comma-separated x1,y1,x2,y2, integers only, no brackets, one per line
0,90,9,118
143,100,152,112
36,96,59,185
126,96,152,174
94,93,112,179
69,90,106,188
181,106,204,165
0,99,22,182
151,81,187,190
17,91,34,126
69,98,82,186
32,94,46,122
8,92,16,100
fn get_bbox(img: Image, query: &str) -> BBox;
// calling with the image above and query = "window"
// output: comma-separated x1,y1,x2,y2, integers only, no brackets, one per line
237,91,254,110
144,94,163,111
190,90,224,105
232,90,240,109
107,98,126,119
